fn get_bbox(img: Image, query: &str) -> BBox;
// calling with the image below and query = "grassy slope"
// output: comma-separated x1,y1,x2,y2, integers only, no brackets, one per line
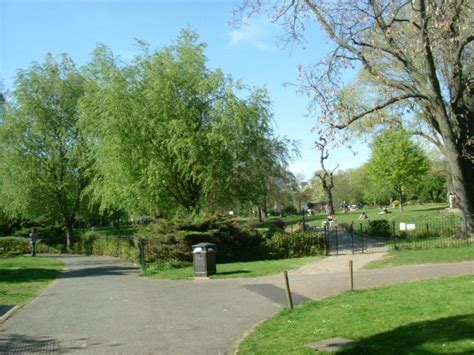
237,275,474,354
0,256,64,306
142,256,324,280
365,245,474,269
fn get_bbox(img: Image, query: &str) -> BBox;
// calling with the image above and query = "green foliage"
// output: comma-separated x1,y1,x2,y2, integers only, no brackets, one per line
0,237,30,256
367,130,430,207
0,54,88,246
265,231,326,259
80,29,292,216
139,218,265,263
367,219,391,238
13,222,65,246
281,205,298,216
265,219,286,238
73,231,138,261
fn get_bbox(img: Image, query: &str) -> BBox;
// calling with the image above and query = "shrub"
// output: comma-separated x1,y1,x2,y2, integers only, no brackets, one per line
13,224,65,245
265,231,326,259
265,219,286,238
281,205,298,216
0,236,31,256
140,220,264,263
367,220,391,238
74,231,138,262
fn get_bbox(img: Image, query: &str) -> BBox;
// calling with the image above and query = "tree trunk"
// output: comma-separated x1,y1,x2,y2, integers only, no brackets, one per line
64,217,75,250
257,206,263,222
324,189,335,214
445,147,473,234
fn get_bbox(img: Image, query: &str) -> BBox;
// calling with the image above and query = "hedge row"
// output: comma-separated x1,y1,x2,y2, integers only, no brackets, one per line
73,218,327,264
72,232,138,262
0,237,31,256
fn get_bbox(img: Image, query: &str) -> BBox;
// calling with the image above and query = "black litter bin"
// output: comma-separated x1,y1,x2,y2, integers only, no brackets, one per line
192,242,217,277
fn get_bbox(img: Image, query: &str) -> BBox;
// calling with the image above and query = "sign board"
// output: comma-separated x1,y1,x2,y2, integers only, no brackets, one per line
407,224,416,230
400,223,406,231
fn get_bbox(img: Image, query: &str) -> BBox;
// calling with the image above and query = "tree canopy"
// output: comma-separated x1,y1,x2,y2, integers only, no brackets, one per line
366,130,430,210
79,29,293,216
0,54,87,247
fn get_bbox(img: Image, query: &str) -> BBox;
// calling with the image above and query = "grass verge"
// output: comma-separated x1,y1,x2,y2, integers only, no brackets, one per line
237,275,474,354
364,245,474,269
142,256,325,280
0,256,64,307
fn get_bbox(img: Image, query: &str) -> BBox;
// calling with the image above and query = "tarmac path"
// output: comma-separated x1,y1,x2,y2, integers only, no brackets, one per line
0,255,472,354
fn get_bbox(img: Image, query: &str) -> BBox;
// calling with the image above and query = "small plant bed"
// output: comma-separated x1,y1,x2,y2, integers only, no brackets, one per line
0,256,64,307
237,275,474,354
364,245,474,269
142,256,324,280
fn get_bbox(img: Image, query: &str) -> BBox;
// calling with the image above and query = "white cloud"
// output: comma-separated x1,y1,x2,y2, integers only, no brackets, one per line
228,19,273,50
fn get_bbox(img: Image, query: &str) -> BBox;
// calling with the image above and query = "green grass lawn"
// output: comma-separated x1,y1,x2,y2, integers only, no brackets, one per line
142,256,325,280
0,256,64,307
306,203,454,226
237,275,474,354
364,245,474,269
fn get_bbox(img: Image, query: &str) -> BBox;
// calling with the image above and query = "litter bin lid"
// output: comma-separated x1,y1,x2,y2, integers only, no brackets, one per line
192,242,216,248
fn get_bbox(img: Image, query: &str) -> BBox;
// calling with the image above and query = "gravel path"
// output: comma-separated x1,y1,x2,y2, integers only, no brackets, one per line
1,255,472,354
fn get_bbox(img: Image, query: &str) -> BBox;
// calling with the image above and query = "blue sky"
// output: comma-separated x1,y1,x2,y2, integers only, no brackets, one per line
0,0,369,179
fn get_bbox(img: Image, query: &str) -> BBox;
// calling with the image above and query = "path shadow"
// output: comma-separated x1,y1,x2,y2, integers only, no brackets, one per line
0,268,61,283
243,284,310,306
338,314,474,354
0,333,123,353
59,265,137,279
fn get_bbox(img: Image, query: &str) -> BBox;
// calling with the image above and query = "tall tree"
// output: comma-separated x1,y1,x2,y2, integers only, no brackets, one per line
238,0,474,232
367,130,430,211
0,54,87,248
80,30,292,216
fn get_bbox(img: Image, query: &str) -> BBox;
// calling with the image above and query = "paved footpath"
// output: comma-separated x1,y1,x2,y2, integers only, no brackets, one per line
0,255,472,354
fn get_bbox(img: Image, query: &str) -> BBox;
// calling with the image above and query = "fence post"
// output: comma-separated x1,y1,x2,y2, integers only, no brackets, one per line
138,238,146,269
324,225,329,256
351,222,354,254
335,226,339,255
361,231,365,253
349,260,354,291
392,221,396,236
283,270,294,310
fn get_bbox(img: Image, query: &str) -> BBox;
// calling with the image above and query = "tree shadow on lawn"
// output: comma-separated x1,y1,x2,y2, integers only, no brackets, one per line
408,206,449,213
0,268,61,283
338,314,474,354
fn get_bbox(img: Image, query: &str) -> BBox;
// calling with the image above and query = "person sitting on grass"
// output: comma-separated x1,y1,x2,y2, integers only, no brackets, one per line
358,212,368,220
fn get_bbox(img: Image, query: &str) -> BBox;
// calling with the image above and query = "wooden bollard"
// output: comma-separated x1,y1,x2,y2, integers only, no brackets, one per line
283,270,294,309
349,260,354,291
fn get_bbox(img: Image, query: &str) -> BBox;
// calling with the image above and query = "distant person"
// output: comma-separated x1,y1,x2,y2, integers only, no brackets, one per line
449,193,456,209
29,228,37,257
358,212,368,220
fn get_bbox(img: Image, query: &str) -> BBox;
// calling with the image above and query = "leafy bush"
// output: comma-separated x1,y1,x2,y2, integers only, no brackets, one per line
73,231,138,261
265,219,286,238
265,231,326,259
13,224,65,245
367,220,392,238
0,237,31,256
35,243,61,254
140,219,264,263
281,205,298,216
